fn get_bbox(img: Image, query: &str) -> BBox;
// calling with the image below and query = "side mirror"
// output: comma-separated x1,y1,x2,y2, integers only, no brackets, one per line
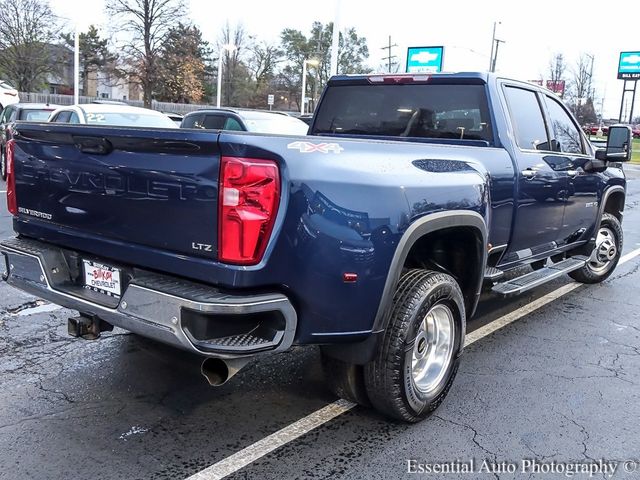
595,125,632,162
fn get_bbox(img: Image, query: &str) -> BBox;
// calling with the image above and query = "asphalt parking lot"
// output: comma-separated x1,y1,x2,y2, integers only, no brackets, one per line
1,166,640,480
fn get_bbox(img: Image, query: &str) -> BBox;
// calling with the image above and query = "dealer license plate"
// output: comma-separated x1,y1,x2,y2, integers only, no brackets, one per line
83,260,122,298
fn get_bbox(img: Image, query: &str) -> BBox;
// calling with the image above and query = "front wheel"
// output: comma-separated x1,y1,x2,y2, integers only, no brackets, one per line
569,213,623,283
364,269,466,422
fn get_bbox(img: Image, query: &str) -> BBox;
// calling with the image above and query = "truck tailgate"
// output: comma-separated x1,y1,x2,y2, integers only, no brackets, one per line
11,124,220,261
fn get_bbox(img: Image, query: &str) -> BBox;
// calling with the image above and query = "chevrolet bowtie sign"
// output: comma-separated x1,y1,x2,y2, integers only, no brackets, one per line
618,51,640,80
406,46,444,74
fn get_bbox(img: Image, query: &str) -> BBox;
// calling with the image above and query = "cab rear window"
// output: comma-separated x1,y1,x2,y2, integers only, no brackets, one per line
313,83,493,142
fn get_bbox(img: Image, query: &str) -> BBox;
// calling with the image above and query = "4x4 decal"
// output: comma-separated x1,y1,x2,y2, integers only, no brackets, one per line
287,141,344,154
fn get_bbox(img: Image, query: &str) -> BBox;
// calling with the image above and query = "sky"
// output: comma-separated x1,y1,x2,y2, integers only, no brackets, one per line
53,0,639,119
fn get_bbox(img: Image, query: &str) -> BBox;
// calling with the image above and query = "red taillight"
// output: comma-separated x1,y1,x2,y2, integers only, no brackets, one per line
6,139,17,215
218,156,280,265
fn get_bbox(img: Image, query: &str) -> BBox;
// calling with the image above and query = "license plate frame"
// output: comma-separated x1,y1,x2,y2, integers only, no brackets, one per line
83,260,122,298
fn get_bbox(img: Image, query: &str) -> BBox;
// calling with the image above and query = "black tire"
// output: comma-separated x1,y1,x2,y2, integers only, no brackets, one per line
321,353,370,406
364,269,465,423
569,213,623,284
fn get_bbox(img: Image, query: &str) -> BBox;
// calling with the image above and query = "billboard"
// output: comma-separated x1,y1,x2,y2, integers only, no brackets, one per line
546,80,566,96
618,51,640,80
406,46,444,73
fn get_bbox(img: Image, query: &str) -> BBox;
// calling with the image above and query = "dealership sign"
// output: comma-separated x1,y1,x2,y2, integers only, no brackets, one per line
618,52,640,79
406,46,444,73
546,80,566,96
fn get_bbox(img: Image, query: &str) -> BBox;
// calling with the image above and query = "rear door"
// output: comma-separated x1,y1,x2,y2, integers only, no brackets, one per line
501,85,568,262
541,94,600,246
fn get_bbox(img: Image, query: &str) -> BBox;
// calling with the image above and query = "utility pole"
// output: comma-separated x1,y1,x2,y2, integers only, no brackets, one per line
381,35,398,73
491,39,505,72
489,21,501,72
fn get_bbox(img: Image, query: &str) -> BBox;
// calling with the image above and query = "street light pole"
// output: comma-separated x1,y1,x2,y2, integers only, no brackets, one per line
301,61,308,115
301,59,319,115
216,44,236,108
216,54,223,108
73,29,80,104
330,0,341,77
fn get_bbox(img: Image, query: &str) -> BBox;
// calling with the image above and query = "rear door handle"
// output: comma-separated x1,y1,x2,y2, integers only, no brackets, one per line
521,169,536,179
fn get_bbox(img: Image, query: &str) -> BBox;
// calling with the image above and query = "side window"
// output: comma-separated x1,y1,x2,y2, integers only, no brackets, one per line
0,108,8,124
54,111,72,123
202,115,226,129
224,117,244,131
69,112,80,124
181,114,204,129
504,86,549,151
545,97,584,154
8,107,17,122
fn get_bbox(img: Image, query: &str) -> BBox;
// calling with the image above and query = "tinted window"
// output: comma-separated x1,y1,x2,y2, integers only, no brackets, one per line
181,114,204,129
313,83,492,142
19,109,54,121
203,115,226,129
224,117,244,131
504,87,549,150
545,97,583,154
54,111,72,123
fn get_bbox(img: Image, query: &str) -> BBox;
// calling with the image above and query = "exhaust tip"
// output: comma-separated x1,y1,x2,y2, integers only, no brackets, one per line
200,357,252,387
201,358,230,386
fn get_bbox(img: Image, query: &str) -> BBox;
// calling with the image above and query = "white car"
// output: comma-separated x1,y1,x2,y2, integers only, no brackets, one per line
48,104,178,128
180,108,309,135
0,81,19,110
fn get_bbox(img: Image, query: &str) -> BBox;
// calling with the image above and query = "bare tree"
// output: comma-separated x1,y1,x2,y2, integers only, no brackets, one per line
218,23,251,106
567,54,595,124
106,0,185,107
248,41,282,88
0,0,61,93
549,53,566,83
246,41,282,106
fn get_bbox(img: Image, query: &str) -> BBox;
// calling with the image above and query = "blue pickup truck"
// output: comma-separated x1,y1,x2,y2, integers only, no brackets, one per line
1,73,631,422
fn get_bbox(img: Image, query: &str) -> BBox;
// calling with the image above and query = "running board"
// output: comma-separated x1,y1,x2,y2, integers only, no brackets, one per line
491,256,588,297
484,266,504,281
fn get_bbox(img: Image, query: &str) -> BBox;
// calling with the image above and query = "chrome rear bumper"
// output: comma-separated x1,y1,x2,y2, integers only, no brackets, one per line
0,237,297,358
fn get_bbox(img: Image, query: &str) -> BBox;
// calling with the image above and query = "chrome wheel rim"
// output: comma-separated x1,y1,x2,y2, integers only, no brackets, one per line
411,303,455,394
588,226,617,273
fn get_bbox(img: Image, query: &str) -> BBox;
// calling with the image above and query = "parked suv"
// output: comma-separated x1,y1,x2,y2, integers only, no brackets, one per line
0,103,59,180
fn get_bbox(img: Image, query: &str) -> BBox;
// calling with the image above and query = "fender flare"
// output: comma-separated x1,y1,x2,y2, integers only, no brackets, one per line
598,185,625,223
372,210,488,333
